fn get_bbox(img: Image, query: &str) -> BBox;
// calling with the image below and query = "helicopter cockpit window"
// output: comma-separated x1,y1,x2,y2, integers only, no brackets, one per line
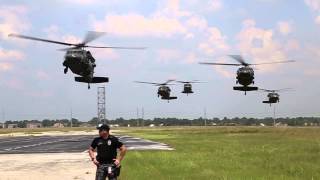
66,50,82,58
87,51,95,62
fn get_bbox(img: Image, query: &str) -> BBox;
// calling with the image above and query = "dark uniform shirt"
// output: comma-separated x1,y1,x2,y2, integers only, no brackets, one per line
91,135,123,164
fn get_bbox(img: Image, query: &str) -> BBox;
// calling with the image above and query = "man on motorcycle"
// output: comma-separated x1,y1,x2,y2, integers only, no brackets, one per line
89,124,127,180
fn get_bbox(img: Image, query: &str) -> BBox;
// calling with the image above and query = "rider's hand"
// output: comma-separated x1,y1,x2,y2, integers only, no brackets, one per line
113,159,120,167
92,158,100,166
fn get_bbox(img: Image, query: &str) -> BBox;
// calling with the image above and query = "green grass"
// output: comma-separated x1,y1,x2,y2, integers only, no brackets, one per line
118,127,320,180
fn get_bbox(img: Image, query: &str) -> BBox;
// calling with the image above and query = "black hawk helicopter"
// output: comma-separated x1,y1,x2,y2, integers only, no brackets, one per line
199,55,295,95
260,88,292,106
175,80,205,95
134,80,177,102
9,31,144,89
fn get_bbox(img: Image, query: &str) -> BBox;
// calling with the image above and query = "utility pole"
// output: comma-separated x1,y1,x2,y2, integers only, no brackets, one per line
98,87,106,124
142,107,144,127
273,105,276,127
136,107,139,127
70,108,73,128
204,107,207,126
1,108,5,128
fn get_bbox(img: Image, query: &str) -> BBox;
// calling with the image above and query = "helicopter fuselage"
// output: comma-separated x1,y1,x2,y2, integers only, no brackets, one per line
236,66,255,86
158,85,171,99
263,92,280,104
267,92,280,103
62,49,108,89
63,49,95,79
182,83,193,94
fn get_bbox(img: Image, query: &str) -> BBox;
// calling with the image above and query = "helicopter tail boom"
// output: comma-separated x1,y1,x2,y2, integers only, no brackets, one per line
75,76,109,83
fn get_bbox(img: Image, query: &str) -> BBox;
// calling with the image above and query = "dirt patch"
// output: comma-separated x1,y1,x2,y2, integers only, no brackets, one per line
0,153,96,180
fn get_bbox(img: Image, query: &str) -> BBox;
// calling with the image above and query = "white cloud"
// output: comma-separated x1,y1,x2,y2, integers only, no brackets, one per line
92,0,193,38
186,16,208,30
305,0,320,25
208,0,223,11
198,27,229,55
0,47,25,72
93,13,187,38
0,62,13,72
236,19,289,72
0,47,25,61
0,5,30,39
277,21,292,35
315,15,320,24
305,0,320,11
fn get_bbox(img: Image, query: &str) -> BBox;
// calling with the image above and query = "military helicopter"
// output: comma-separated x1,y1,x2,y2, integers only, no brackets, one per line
199,55,295,95
260,88,292,106
134,80,177,102
175,80,205,95
9,31,144,89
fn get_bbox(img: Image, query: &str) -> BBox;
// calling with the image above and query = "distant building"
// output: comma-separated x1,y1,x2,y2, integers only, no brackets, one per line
149,124,155,127
276,122,288,127
0,123,4,128
110,124,119,128
7,124,18,128
26,123,42,128
53,123,64,128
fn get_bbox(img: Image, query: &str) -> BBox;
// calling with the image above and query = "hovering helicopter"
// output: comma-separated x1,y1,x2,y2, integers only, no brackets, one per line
199,55,295,95
260,88,292,106
175,80,205,95
134,80,177,102
9,31,145,89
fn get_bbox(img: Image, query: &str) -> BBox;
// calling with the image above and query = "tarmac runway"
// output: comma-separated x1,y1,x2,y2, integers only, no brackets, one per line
0,135,173,154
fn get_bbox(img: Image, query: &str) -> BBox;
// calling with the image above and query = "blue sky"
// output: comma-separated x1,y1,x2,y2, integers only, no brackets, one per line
0,0,320,121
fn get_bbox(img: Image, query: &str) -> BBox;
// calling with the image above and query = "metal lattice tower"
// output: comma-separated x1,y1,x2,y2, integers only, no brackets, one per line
97,87,106,124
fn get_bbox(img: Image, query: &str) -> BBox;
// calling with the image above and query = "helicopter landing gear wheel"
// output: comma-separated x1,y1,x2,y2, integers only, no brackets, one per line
88,83,90,89
64,67,68,74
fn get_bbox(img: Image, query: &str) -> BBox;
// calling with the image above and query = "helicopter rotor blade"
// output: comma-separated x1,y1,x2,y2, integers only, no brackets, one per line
85,45,146,49
199,62,242,66
8,34,75,46
259,88,293,92
250,60,296,66
228,55,249,66
82,31,106,45
176,80,206,84
134,81,160,85
162,79,175,85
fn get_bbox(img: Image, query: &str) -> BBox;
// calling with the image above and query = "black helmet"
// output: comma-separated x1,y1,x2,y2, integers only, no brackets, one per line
97,124,110,131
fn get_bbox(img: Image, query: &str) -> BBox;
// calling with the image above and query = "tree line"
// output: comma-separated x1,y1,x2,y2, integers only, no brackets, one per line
1,117,320,128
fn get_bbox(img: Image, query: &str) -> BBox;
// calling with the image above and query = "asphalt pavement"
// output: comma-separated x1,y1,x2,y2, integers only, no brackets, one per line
0,135,173,154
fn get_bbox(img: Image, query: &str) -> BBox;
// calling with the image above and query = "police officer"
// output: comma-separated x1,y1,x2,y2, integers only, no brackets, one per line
89,124,127,180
